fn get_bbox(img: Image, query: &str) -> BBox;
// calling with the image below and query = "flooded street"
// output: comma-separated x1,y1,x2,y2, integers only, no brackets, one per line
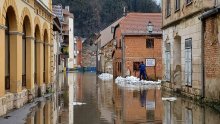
22,73,220,124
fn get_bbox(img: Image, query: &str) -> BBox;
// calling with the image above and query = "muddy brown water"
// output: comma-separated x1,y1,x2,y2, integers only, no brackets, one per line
24,72,220,124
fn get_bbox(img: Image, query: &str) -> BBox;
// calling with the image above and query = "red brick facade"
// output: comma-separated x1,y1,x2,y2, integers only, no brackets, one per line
204,15,220,100
124,36,162,79
113,13,162,79
76,37,83,66
113,34,162,79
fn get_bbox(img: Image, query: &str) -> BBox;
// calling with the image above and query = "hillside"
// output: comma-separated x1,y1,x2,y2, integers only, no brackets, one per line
53,0,161,37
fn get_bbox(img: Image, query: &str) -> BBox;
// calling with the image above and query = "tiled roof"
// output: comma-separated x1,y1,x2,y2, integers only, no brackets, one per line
119,13,162,35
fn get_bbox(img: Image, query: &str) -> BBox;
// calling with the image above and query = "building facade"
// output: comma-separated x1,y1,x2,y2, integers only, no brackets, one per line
96,17,123,74
53,16,62,83
76,36,83,67
62,7,75,70
113,13,162,80
0,0,53,116
162,0,214,98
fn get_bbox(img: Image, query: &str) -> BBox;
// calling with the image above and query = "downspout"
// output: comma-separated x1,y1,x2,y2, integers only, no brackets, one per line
122,35,125,77
201,19,205,98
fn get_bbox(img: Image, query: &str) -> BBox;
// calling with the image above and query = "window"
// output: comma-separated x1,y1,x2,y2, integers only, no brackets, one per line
186,0,192,5
165,43,171,81
166,0,171,17
133,62,140,71
175,0,180,11
111,26,114,33
5,16,10,90
185,38,192,86
146,39,154,48
185,108,193,124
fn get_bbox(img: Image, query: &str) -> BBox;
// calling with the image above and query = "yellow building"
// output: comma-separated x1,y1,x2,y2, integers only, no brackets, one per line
0,0,54,116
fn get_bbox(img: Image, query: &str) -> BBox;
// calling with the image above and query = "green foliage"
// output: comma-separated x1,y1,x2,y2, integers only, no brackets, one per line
53,0,161,37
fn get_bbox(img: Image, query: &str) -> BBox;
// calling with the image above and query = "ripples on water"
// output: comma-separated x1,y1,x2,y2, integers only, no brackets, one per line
24,72,220,124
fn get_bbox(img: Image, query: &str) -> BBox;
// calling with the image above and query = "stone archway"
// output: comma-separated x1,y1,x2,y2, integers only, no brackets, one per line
42,22,50,85
35,24,43,96
4,5,23,93
173,35,182,90
22,16,32,88
20,7,34,91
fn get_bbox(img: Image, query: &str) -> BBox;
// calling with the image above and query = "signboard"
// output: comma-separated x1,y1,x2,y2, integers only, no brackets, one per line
146,101,155,110
146,58,156,67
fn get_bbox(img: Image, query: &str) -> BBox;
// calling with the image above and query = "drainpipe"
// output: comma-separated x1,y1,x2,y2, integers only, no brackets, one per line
122,35,125,77
201,20,205,98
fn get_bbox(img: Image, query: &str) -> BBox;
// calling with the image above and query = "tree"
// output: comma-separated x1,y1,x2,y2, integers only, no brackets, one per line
52,0,161,37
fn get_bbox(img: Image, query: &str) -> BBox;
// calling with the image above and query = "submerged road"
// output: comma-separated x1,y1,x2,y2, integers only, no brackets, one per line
0,72,220,124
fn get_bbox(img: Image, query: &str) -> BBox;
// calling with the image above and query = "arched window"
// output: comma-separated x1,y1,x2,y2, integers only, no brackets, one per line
5,15,10,90
34,31,37,85
22,24,26,87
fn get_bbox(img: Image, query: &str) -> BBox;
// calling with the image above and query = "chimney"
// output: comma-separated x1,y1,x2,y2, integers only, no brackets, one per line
123,7,127,16
65,6,69,11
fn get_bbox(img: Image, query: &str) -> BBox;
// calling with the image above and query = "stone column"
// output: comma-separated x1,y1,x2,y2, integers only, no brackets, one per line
45,101,51,124
36,40,45,96
36,101,45,124
26,36,35,92
10,31,22,93
36,40,44,86
0,25,6,97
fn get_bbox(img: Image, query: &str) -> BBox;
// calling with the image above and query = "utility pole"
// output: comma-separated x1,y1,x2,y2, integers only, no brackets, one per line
122,35,125,77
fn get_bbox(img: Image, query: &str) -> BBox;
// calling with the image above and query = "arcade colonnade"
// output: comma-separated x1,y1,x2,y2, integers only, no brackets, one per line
0,0,53,115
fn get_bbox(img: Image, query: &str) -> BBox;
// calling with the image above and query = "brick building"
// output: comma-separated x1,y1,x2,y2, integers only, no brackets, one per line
199,1,220,101
112,13,162,79
76,36,83,67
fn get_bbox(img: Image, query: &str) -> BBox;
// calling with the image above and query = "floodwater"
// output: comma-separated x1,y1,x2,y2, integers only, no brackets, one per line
23,72,220,124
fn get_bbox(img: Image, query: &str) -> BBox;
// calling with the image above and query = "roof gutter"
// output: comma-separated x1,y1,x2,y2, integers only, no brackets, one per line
199,7,220,20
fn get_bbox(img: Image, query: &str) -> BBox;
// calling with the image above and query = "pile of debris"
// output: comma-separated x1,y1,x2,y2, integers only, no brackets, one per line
98,73,113,81
115,76,161,90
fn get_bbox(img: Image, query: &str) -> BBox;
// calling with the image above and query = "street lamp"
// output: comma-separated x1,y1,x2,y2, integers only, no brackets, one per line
147,21,154,34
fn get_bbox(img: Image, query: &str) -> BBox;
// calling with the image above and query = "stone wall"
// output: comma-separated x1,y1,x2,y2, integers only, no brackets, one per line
162,14,202,97
100,40,114,74
82,40,96,67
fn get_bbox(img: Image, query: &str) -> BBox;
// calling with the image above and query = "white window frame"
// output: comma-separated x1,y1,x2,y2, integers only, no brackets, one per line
185,38,192,86
165,43,171,81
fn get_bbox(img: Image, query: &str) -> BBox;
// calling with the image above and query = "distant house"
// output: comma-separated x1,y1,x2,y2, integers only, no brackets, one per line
76,36,83,67
113,13,162,79
82,33,100,71
95,17,124,74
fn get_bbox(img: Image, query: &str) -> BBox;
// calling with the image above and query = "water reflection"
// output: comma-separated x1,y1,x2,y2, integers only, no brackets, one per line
24,73,220,124
113,83,163,124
